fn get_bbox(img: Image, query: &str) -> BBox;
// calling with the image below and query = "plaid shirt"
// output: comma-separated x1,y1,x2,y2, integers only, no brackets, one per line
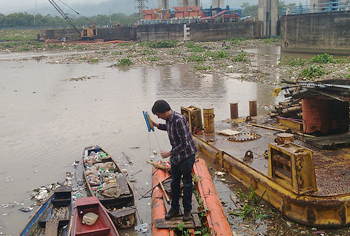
158,110,197,164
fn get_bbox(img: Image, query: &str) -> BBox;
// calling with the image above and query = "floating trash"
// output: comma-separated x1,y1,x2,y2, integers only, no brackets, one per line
18,206,34,212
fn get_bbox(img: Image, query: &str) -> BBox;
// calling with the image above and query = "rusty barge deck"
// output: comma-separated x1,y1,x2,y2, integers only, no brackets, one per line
193,117,350,228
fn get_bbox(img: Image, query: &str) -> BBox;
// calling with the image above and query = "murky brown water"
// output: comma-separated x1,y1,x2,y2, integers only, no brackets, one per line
0,46,291,235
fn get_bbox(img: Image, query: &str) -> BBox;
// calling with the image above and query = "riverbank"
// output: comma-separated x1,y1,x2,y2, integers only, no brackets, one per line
2,38,350,86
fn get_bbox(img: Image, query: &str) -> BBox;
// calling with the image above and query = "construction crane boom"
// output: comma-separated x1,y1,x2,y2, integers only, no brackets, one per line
48,0,81,35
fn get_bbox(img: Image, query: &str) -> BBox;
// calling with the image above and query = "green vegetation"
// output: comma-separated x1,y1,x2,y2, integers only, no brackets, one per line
195,65,212,71
0,12,139,28
279,57,307,66
142,49,156,55
186,45,205,52
117,58,133,66
0,29,41,41
205,50,230,59
229,186,268,221
264,37,280,44
88,58,99,63
233,50,250,62
228,38,249,45
240,3,259,17
240,1,296,18
148,56,159,61
299,65,326,78
148,40,177,48
46,44,65,49
170,49,179,55
188,54,206,62
118,42,132,46
0,41,44,51
310,53,334,63
111,51,123,55
334,56,350,64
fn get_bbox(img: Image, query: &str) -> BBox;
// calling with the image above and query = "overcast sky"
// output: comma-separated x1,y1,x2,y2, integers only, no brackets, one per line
1,0,302,16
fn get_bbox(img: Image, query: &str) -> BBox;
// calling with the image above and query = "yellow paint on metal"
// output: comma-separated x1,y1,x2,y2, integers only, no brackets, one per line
183,105,350,227
203,108,215,134
268,142,317,195
277,117,303,131
181,106,203,134
193,136,350,227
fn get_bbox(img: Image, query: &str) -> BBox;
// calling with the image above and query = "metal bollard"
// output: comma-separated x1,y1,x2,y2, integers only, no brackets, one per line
230,103,238,119
249,101,257,117
203,108,215,134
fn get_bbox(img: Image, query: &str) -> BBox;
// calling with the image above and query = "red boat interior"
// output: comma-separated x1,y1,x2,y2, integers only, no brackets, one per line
75,204,111,236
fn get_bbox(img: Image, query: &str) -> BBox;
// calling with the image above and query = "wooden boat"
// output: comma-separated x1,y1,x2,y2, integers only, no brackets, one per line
20,186,73,236
70,196,119,236
151,158,232,236
82,145,136,229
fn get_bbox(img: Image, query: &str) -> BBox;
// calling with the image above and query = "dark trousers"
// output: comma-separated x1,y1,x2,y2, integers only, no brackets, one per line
170,154,196,211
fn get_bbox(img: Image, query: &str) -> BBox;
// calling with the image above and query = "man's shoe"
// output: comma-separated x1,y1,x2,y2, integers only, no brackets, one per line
165,208,179,220
183,210,192,222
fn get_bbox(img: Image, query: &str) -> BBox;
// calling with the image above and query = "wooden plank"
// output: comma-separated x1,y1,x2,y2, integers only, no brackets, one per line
45,218,59,236
115,176,130,195
155,175,170,203
164,194,201,215
155,216,195,228
191,195,201,214
192,213,201,228
108,206,137,218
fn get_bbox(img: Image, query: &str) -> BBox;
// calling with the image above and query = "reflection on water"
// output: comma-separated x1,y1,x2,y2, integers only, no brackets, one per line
0,52,285,235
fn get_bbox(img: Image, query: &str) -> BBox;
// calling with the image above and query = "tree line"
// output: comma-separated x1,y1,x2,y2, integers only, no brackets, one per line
240,1,296,18
0,12,140,27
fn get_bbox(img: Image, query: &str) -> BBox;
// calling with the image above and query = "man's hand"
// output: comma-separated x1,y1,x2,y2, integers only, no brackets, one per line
161,151,171,159
151,119,159,128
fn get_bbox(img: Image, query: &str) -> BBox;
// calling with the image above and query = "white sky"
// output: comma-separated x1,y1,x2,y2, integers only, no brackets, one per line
0,0,302,16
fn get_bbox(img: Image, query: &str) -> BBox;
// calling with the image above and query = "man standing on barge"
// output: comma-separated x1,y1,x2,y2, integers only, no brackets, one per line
151,100,197,222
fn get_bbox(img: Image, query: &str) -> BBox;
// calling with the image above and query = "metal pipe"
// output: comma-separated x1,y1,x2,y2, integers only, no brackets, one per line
230,103,238,119
203,108,215,134
249,101,257,117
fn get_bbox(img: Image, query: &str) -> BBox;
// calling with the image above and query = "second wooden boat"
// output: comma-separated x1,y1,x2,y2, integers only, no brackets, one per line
70,196,119,236
82,145,136,229
20,185,73,236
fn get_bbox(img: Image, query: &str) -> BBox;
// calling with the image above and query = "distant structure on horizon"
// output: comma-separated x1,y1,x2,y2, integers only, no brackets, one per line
158,0,201,9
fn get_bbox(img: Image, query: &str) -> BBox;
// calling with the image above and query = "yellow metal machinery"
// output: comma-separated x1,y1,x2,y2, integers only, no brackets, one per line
268,142,317,195
203,108,215,134
182,105,350,228
181,106,203,134
81,25,98,39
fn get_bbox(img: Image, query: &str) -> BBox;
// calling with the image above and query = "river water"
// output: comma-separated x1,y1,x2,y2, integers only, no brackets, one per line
0,45,286,235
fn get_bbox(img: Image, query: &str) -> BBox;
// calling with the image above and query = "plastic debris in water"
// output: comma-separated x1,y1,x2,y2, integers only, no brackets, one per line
135,223,148,233
152,150,157,155
19,206,34,212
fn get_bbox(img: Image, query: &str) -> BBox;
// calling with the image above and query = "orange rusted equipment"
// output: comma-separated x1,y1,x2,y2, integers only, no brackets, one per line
193,158,232,236
151,159,232,236
141,9,158,20
173,7,189,18
187,6,204,17
151,166,172,236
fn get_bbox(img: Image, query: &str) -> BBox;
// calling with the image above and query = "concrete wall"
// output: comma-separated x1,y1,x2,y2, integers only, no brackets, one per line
179,0,200,7
212,0,225,8
158,0,169,9
258,0,278,36
42,21,263,42
136,22,263,41
281,11,350,55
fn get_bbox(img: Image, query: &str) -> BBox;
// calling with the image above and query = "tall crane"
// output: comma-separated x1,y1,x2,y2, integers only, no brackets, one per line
48,0,97,39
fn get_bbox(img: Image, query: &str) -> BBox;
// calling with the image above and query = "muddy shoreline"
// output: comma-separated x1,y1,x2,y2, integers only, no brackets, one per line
2,39,350,86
